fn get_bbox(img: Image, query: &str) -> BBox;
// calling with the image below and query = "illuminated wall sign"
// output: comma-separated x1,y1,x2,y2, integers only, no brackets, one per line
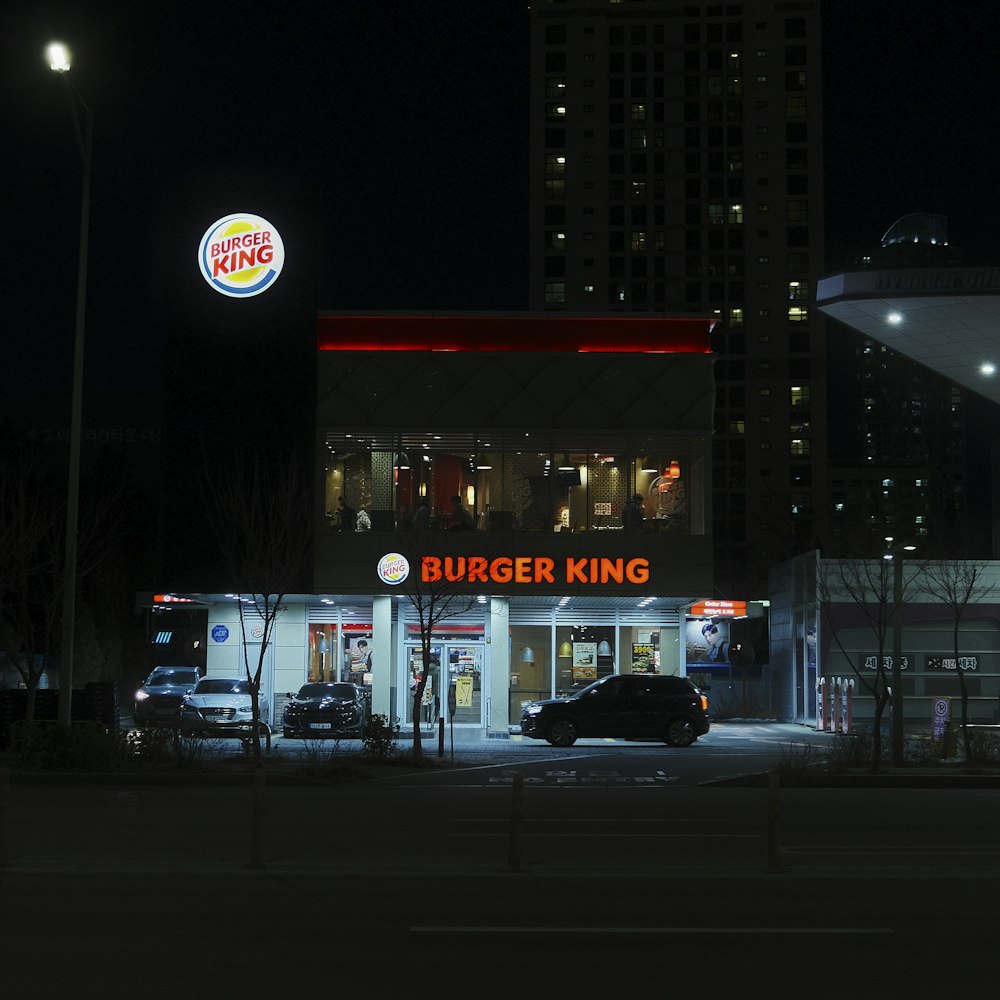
378,552,411,585
420,556,650,586
198,213,284,298
689,599,747,617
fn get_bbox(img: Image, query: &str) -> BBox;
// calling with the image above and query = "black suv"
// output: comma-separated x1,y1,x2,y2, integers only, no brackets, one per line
519,674,710,747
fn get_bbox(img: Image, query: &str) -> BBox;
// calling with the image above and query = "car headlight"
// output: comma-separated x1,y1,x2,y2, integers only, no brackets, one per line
135,690,149,701
524,705,543,716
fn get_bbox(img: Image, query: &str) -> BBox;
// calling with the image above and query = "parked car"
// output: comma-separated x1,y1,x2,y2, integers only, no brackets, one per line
133,666,201,727
179,678,270,737
519,674,710,747
282,682,368,739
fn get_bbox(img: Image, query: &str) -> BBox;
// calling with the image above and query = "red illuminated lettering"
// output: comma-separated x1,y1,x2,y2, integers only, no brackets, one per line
444,557,466,582
566,558,589,584
600,559,625,584
626,558,650,584
514,557,533,584
490,557,513,584
422,556,442,582
467,557,489,582
536,558,555,583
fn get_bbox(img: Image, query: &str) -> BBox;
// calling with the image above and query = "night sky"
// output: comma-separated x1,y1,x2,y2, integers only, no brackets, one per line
4,0,998,448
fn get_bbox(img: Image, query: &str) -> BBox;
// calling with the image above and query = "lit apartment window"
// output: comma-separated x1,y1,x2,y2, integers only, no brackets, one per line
788,279,810,300
788,306,808,322
631,128,647,149
544,231,566,250
729,420,745,434
790,385,810,406
631,103,647,122
709,204,724,224
545,154,566,175
631,231,647,251
632,180,646,198
546,104,567,121
546,78,566,98
790,438,810,457
544,282,566,303
729,307,744,327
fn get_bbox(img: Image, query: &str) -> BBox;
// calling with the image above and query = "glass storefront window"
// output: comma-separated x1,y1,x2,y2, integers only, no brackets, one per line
322,432,704,535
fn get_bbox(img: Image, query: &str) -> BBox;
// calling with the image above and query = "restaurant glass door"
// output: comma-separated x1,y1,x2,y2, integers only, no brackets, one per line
404,642,485,731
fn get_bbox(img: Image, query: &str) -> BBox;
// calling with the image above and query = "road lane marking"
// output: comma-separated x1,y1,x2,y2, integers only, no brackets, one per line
411,926,894,935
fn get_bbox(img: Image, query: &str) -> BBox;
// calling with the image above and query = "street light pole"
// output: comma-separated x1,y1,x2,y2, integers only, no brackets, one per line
886,539,916,767
47,42,92,727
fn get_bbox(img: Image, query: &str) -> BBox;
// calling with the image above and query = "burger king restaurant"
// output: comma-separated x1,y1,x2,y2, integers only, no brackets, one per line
154,313,727,736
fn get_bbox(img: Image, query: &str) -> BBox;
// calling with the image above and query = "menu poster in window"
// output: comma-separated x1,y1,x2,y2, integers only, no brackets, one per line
572,641,598,680
631,642,656,673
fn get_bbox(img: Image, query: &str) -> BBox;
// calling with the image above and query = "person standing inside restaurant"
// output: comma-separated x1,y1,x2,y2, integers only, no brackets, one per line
622,493,645,531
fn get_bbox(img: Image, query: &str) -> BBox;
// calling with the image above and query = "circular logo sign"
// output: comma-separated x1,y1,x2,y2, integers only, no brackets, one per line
198,213,284,297
211,624,229,643
378,552,410,586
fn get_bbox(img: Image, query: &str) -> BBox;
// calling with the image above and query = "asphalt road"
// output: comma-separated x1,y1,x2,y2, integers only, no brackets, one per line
2,869,997,996
3,725,1000,996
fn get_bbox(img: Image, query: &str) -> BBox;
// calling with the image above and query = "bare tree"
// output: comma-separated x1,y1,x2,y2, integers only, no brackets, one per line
393,530,479,758
0,463,61,721
0,455,119,722
203,453,313,770
818,556,922,771
921,559,996,763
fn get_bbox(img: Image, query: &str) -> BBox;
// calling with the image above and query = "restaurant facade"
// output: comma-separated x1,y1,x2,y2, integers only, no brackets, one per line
169,313,742,735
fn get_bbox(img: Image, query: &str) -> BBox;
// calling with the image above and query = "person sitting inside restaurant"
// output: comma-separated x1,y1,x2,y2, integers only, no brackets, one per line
450,494,475,530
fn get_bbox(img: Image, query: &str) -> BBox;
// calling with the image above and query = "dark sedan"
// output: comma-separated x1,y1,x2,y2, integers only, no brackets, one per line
134,666,201,727
282,682,369,739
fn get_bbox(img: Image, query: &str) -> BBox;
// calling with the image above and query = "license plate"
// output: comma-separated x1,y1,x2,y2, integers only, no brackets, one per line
311,722,332,730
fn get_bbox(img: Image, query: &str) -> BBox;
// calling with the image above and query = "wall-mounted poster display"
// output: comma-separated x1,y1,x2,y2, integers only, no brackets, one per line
572,641,598,681
687,619,732,665
631,642,657,673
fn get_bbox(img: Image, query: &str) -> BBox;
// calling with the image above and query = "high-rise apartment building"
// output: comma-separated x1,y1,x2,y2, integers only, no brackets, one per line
529,0,825,597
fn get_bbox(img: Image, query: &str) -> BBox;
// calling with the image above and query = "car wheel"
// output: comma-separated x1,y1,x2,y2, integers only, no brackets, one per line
546,717,578,747
664,717,696,747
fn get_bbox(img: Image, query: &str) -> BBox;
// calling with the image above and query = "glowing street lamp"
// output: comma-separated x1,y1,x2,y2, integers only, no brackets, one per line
47,40,93,726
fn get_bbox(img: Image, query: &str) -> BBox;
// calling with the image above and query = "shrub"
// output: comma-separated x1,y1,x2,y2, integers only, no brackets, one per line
362,713,400,760
11,720,118,772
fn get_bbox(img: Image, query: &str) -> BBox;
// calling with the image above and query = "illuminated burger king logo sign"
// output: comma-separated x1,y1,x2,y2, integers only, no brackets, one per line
198,213,284,298
377,553,410,586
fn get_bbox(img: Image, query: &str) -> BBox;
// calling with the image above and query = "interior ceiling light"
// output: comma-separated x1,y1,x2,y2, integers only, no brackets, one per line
640,456,657,473
558,454,574,471
476,453,493,469
394,451,411,470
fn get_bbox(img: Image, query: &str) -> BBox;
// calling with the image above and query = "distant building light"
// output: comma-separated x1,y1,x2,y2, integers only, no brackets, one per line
887,312,903,325
980,362,996,376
